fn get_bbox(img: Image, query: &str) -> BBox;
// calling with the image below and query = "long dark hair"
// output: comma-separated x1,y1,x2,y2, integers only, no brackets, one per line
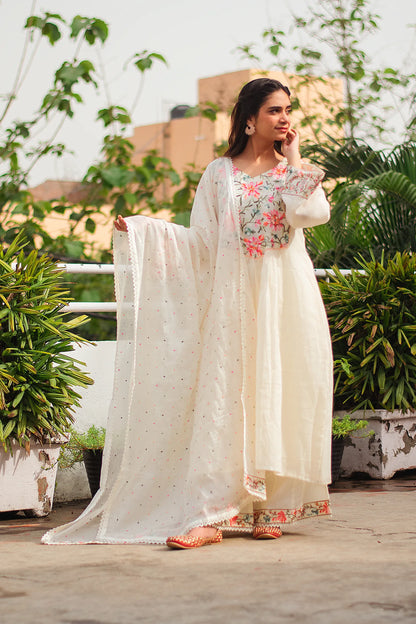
224,78,291,158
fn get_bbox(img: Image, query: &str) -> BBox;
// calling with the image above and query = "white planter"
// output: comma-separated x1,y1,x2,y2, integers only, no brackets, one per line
0,440,63,516
336,409,416,479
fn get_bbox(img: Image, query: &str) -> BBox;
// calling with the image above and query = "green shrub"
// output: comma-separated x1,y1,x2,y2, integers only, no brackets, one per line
0,235,93,452
332,414,372,438
321,251,416,412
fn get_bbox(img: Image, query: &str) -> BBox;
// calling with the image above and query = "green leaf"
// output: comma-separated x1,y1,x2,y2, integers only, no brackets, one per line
70,16,108,43
377,368,385,391
97,106,131,128
12,390,25,408
1,420,16,441
173,211,191,227
101,167,132,187
269,44,282,56
396,379,405,406
55,60,97,93
172,187,190,210
132,51,167,73
64,238,85,257
301,48,322,60
25,13,64,45
167,171,181,186
123,192,137,207
85,218,96,234
114,195,126,214
42,22,61,44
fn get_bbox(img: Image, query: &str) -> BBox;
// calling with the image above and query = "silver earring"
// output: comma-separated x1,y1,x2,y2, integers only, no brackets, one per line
245,124,255,136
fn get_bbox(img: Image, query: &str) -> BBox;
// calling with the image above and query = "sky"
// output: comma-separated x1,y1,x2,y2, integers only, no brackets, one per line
0,0,415,184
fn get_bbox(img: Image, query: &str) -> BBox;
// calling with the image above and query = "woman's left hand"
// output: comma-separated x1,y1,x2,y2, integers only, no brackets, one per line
114,215,128,232
281,128,301,168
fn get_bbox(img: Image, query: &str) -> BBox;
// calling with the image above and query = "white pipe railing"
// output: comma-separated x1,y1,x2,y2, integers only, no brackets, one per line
62,265,359,314
58,263,115,274
314,268,365,278
64,301,117,313
62,264,116,313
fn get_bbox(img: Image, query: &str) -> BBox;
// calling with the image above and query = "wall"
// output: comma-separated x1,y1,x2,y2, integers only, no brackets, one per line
54,341,116,502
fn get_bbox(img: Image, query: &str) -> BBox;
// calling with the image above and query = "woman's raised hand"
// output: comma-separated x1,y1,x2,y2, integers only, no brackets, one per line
114,215,128,232
281,128,301,168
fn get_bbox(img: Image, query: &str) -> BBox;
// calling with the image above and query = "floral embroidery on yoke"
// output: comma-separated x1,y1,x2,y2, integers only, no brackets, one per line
233,160,324,258
233,163,290,258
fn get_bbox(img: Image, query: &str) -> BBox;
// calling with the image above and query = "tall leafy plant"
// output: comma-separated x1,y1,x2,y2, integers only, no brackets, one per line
0,235,93,452
320,252,416,412
238,0,415,145
305,140,416,267
0,8,168,260
0,12,109,254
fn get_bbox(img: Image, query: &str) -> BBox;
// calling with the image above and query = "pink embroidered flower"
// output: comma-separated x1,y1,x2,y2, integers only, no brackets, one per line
269,164,286,177
241,180,263,198
262,209,286,230
320,501,330,515
243,235,265,257
276,510,287,523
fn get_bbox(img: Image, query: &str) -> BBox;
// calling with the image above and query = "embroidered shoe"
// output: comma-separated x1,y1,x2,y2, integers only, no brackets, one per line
166,529,223,550
253,525,282,540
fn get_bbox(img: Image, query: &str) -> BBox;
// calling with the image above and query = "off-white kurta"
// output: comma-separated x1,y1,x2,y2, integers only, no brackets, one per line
43,157,333,545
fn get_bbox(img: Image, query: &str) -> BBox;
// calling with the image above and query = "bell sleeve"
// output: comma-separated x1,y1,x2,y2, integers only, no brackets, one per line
282,161,331,229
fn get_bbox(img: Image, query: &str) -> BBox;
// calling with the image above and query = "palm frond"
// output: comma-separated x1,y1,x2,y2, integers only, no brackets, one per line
305,139,416,266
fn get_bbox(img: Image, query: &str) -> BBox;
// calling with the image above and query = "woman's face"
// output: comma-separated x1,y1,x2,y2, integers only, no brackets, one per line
249,90,291,142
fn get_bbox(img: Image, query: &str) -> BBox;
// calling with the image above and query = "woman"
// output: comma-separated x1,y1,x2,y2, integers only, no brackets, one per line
42,78,333,549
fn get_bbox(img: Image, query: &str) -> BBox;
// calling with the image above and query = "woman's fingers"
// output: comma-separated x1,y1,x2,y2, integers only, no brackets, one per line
283,128,299,149
284,128,297,145
281,128,301,167
114,215,128,232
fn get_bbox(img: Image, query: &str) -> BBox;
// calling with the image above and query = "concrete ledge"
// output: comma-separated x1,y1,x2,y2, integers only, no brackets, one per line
337,409,416,479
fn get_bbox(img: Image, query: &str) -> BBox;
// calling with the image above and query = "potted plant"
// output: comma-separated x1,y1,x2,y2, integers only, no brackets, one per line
321,252,416,479
0,235,93,516
59,425,106,497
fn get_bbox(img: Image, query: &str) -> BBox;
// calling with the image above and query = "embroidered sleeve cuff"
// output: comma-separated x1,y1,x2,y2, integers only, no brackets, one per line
284,162,325,199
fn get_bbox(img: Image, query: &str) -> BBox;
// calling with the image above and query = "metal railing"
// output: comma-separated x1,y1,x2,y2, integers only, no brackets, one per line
61,264,358,314
60,263,116,314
